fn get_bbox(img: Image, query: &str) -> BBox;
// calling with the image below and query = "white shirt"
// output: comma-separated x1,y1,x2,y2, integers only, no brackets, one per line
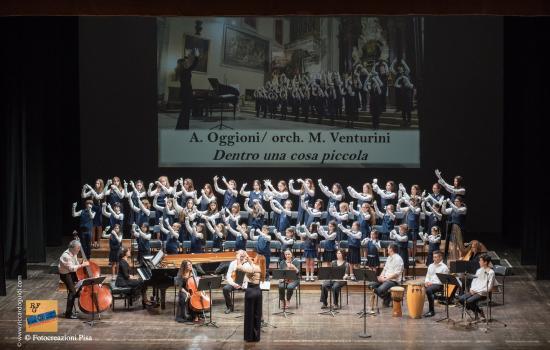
226,260,249,288
425,262,449,285
381,254,404,282
470,267,495,296
58,249,80,274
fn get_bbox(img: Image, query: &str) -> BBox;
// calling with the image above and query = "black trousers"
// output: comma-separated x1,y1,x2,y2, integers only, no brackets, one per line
320,280,345,305
459,292,486,315
78,229,92,260
222,284,236,309
425,284,443,312
176,92,192,130
59,273,78,317
244,284,262,342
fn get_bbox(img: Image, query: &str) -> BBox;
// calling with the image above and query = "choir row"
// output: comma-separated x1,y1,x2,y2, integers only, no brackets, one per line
254,59,415,127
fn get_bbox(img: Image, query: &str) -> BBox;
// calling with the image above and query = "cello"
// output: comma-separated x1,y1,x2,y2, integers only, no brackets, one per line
187,268,211,312
73,232,113,314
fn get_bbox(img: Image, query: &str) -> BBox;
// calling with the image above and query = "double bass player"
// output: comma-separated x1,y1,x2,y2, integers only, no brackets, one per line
58,239,89,319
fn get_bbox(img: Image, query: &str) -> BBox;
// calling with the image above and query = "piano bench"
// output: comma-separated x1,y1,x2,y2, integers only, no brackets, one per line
109,281,137,311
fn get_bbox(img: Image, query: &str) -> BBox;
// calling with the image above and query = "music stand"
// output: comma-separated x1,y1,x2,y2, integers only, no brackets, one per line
208,78,233,130
271,269,298,318
77,276,106,327
197,275,222,328
435,273,460,324
260,279,277,330
354,268,377,339
318,267,345,317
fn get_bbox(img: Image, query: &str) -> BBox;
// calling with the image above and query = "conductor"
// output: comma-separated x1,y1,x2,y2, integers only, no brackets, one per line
175,48,200,130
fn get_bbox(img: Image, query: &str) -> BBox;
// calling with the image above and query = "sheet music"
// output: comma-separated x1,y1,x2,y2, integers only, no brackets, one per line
152,250,164,266
137,268,147,281
260,281,270,291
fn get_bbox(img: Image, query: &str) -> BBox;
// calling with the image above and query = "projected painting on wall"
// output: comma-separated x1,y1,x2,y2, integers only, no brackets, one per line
157,16,423,167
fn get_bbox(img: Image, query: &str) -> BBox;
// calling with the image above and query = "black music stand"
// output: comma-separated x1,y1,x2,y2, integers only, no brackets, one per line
355,268,377,339
272,269,298,318
318,267,345,317
77,276,106,327
198,275,222,328
450,260,474,320
208,79,233,130
435,273,460,324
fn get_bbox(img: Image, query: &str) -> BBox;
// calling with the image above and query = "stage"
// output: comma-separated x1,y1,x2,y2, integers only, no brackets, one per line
1,246,550,350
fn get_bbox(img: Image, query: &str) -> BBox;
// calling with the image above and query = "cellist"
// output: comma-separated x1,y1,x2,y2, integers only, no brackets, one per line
58,239,89,319
174,260,200,324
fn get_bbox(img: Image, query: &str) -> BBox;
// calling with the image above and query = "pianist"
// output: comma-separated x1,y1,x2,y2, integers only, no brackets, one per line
175,48,200,130
115,247,153,308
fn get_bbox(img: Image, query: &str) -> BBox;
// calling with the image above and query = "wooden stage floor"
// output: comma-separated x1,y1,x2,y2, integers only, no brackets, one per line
1,247,550,349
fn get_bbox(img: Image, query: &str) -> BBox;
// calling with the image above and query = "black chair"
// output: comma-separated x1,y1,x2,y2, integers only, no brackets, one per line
492,265,510,305
109,280,136,311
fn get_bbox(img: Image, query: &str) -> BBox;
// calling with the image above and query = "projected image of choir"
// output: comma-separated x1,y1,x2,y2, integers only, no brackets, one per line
253,58,415,129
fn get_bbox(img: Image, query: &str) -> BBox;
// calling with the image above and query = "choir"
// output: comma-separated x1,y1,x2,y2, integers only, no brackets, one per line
253,58,415,128
73,169,466,279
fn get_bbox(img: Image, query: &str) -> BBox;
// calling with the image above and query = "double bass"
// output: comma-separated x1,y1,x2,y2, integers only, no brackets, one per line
73,232,112,313
187,268,210,312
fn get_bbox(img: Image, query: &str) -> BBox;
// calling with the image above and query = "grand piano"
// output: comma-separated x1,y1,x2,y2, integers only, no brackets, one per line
193,78,240,119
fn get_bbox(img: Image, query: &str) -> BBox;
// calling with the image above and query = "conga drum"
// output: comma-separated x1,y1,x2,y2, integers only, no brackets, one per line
406,281,426,319
390,286,405,317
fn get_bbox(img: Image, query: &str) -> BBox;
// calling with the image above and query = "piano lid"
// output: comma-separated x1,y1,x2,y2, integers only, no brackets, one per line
208,78,240,96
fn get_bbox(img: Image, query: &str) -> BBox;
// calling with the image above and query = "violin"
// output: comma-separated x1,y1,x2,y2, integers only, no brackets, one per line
187,268,211,312
73,232,112,314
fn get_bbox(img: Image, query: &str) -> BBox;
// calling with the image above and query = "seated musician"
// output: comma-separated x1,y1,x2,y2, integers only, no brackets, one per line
465,240,488,271
222,250,247,314
369,243,404,308
175,260,200,323
115,248,152,308
278,249,300,309
58,240,89,319
423,250,449,317
320,249,349,310
459,254,495,320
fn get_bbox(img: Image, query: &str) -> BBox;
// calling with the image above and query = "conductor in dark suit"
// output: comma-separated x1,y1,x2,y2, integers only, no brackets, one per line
175,48,200,130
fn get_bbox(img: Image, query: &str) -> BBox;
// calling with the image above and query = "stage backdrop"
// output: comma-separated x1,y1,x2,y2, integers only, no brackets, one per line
157,17,422,167
78,16,502,234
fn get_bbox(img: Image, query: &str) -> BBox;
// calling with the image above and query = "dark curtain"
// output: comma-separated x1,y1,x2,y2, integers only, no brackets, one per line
0,17,80,293
503,17,550,279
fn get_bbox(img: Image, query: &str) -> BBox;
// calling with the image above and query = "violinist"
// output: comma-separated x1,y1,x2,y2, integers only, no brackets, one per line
115,248,153,308
222,250,247,314
175,260,200,324
58,240,89,319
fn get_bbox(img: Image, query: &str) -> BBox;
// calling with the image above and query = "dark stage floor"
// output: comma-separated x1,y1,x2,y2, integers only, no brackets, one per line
1,245,550,349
